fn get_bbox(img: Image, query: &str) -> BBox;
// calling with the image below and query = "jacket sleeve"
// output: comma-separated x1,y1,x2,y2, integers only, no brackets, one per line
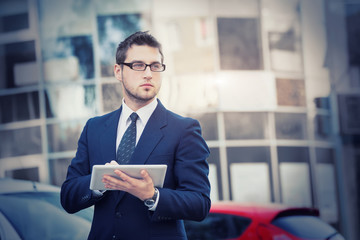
150,119,211,222
60,119,102,214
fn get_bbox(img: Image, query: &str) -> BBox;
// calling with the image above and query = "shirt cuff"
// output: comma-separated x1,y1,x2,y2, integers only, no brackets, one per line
92,189,106,198
148,188,160,211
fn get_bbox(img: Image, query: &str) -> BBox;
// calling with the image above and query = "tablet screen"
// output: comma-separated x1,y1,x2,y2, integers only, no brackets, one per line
89,164,167,190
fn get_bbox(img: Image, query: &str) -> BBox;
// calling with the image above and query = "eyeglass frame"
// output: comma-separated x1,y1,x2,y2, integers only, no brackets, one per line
119,62,166,72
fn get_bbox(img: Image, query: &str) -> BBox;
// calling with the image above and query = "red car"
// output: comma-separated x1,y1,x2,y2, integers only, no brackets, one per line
184,201,345,240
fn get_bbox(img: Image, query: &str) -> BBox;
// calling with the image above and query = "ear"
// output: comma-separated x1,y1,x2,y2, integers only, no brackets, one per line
114,64,122,81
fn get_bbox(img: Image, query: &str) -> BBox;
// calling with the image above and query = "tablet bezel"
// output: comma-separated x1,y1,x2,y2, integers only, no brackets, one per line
89,164,167,190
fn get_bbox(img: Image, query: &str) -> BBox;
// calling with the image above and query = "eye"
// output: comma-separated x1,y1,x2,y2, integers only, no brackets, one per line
151,63,162,70
132,62,145,69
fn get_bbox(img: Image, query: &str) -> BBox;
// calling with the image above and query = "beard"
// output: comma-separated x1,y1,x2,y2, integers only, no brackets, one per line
122,79,159,104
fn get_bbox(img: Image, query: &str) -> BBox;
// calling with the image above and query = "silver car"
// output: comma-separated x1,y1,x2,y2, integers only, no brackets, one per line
0,178,93,240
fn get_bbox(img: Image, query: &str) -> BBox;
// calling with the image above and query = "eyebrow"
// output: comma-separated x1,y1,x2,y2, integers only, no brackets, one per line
129,60,161,64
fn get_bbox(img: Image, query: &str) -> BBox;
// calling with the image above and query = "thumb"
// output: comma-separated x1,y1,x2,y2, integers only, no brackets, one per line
141,170,153,183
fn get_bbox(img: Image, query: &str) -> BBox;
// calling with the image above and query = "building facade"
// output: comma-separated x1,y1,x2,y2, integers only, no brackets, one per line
0,0,359,239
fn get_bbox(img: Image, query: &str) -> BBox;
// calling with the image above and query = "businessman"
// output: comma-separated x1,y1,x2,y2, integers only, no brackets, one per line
60,31,211,240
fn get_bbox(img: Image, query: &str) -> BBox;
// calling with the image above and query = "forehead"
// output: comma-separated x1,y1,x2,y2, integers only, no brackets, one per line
125,45,162,62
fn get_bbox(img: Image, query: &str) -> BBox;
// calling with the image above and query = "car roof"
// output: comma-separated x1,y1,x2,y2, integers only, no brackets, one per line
0,178,60,194
210,201,319,223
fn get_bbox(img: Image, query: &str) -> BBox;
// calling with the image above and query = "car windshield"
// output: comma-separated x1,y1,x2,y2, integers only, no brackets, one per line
184,213,252,240
0,192,92,240
272,215,339,239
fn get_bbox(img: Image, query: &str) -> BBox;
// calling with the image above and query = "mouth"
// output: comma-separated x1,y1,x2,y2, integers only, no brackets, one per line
140,83,153,88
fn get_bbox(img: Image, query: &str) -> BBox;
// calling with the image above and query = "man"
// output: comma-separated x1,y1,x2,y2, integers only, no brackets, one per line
60,31,211,240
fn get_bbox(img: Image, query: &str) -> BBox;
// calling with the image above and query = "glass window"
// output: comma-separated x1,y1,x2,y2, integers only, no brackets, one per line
5,167,39,182
263,0,303,73
42,36,94,82
227,147,271,202
47,121,85,153
0,91,40,123
227,147,271,163
184,213,251,240
277,146,309,163
275,112,307,140
0,127,42,158
0,41,37,89
217,17,263,70
314,114,332,140
276,78,306,107
97,14,142,77
102,83,123,113
49,158,71,186
0,0,29,33
45,85,96,119
188,113,218,141
278,146,311,206
224,112,268,140
208,148,221,200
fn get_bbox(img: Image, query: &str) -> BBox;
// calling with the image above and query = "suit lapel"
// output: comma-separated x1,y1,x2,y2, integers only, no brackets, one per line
100,107,122,163
131,100,167,165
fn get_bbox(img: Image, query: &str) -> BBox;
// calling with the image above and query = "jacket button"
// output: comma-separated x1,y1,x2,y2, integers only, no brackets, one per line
115,212,122,218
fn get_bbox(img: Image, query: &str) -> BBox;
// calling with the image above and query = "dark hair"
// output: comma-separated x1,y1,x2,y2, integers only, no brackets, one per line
115,31,164,64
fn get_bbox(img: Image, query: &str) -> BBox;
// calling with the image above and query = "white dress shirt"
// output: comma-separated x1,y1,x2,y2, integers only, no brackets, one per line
116,98,158,151
93,98,159,211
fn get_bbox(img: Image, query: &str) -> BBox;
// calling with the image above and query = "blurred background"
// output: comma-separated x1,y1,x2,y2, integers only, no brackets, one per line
0,0,359,239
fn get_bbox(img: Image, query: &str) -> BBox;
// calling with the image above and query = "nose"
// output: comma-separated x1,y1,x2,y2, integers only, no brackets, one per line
143,65,152,79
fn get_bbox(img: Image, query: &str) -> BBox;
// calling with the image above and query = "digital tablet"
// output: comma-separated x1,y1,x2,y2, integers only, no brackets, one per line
89,164,167,190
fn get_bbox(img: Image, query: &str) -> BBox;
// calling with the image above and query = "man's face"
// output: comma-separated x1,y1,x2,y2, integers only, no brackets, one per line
114,45,162,109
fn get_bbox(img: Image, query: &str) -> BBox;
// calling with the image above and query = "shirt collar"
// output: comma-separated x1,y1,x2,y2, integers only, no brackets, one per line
121,98,158,125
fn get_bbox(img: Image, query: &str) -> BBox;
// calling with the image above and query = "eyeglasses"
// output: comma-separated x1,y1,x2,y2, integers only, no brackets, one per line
120,62,166,72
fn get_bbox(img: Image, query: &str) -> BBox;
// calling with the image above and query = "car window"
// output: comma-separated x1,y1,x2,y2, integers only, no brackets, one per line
184,213,251,240
272,215,339,239
0,194,91,240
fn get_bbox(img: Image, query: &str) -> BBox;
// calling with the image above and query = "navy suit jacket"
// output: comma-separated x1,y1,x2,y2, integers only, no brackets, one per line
60,100,211,240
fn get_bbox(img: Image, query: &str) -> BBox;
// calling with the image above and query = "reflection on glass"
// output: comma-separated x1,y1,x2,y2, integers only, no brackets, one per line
207,147,221,200
314,115,332,140
230,163,271,203
0,127,42,158
276,78,306,107
279,162,312,207
45,85,96,120
224,112,268,140
316,163,338,222
165,17,215,74
277,146,309,163
47,121,85,153
5,167,39,182
188,113,218,141
263,0,303,73
275,112,307,139
42,36,94,81
102,83,123,112
209,164,219,202
227,147,271,163
0,0,29,33
217,17,262,70
49,158,71,186
0,91,40,123
0,41,37,89
97,14,142,77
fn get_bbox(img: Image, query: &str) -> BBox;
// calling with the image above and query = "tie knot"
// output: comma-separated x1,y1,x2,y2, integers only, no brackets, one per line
130,112,138,122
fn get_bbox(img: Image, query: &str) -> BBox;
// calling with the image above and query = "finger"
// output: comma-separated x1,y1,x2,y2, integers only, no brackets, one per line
110,160,119,165
140,170,152,183
114,170,131,182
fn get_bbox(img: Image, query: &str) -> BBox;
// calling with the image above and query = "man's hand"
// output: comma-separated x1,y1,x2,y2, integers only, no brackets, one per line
102,161,155,201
